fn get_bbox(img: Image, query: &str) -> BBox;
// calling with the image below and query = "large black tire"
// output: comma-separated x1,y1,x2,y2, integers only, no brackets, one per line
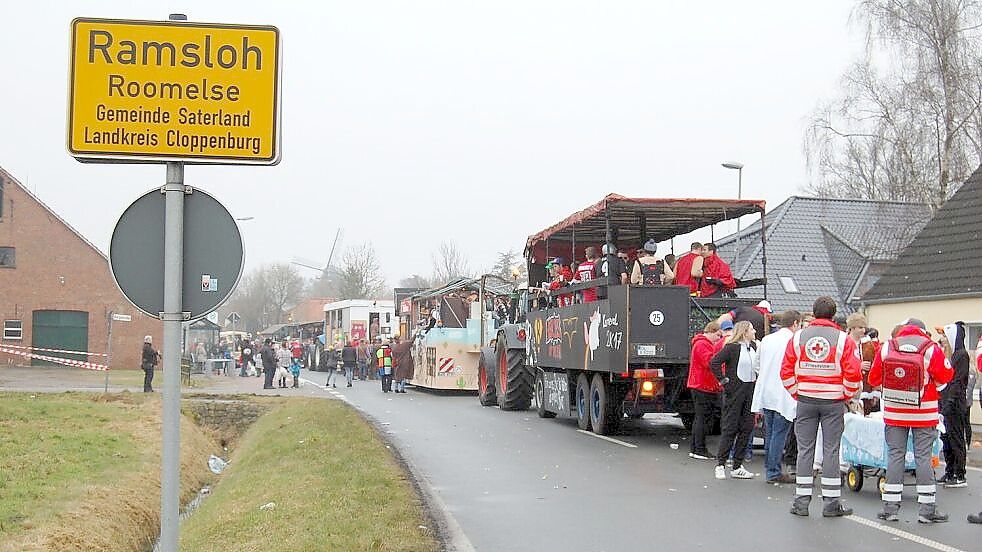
496,338,532,411
477,348,497,407
535,369,557,418
589,373,621,435
576,373,591,430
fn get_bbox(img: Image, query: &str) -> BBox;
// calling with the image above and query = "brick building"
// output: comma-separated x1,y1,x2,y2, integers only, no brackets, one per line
0,166,161,370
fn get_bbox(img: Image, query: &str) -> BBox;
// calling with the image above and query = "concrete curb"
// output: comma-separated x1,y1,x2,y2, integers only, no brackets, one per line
299,378,475,552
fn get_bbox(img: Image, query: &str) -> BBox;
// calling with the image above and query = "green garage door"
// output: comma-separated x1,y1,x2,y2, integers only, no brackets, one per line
31,310,89,366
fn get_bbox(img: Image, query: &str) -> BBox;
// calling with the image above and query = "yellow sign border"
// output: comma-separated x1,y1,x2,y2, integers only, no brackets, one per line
67,17,282,165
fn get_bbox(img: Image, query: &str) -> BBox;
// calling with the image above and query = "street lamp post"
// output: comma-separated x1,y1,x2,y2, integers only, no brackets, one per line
722,162,744,271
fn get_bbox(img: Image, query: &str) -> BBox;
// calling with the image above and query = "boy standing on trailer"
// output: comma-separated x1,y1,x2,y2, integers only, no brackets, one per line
575,246,600,303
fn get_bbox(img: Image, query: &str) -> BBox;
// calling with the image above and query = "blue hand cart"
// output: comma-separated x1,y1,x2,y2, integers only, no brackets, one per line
840,412,941,493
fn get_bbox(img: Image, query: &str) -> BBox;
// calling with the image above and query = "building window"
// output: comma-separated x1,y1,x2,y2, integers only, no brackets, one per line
779,276,800,293
0,247,13,268
3,320,23,340
966,323,982,353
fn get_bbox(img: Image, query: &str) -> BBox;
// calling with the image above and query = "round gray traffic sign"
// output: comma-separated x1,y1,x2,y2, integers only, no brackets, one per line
110,187,244,320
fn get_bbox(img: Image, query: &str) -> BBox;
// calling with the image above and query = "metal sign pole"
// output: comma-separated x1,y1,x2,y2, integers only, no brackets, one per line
105,313,114,393
160,160,186,551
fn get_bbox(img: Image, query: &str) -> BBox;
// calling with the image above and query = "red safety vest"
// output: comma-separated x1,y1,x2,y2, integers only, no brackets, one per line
781,321,862,401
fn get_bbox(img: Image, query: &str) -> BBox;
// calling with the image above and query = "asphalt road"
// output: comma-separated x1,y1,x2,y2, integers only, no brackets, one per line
301,372,981,552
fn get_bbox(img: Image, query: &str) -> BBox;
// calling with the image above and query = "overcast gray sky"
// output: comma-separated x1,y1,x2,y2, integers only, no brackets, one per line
1,0,861,287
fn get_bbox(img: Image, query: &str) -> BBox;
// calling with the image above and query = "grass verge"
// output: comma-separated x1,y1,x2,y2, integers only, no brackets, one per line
179,398,438,552
0,392,217,551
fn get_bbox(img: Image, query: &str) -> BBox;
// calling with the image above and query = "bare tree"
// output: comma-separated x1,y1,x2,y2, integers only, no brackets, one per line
805,0,982,206
224,269,271,333
333,243,386,300
223,263,305,332
431,241,472,284
398,274,433,289
266,263,306,323
490,249,527,282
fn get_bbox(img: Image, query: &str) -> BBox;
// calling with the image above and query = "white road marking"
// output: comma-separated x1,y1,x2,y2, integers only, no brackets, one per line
966,465,982,473
576,430,638,448
844,515,966,552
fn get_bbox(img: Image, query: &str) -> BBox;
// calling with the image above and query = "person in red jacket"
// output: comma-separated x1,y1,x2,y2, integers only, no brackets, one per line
546,258,574,307
687,321,723,460
699,243,736,297
868,318,953,524
780,296,862,518
672,242,703,294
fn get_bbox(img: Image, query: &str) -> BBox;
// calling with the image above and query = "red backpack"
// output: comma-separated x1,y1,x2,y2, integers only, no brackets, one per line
880,336,932,406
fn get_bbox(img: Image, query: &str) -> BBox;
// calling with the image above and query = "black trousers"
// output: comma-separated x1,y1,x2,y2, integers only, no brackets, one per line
690,390,719,455
143,367,154,392
941,401,968,478
717,381,755,469
263,365,276,388
381,374,393,392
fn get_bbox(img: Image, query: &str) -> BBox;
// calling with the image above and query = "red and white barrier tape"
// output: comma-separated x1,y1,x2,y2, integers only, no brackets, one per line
0,346,108,371
0,343,107,357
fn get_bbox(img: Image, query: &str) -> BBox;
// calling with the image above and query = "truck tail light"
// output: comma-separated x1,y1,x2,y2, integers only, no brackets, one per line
640,379,663,397
633,368,664,379
517,329,527,341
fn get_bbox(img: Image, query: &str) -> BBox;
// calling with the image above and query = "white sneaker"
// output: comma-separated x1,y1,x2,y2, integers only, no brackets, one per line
715,465,726,480
731,466,755,479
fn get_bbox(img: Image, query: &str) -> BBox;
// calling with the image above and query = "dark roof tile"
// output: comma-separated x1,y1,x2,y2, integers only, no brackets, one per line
863,168,982,302
715,196,931,313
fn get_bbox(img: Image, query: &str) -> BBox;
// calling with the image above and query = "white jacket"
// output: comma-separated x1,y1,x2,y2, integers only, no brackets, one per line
751,327,797,421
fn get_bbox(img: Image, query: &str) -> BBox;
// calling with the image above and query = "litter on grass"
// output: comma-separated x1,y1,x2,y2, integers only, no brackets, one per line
208,455,229,474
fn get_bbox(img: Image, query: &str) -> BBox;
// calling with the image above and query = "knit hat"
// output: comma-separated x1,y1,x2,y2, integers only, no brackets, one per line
902,317,926,331
642,239,658,253
720,319,734,331
144,335,152,343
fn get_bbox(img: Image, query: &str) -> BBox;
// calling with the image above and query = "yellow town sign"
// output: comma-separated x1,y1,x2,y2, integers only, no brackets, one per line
68,18,281,164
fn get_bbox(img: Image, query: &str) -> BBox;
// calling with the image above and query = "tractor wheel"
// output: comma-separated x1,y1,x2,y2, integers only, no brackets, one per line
576,373,592,430
877,476,888,495
477,348,497,407
846,466,864,492
589,373,619,435
535,369,557,418
496,338,532,411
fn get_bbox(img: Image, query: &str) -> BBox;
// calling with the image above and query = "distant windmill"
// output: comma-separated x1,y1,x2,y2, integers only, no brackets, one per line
292,228,343,280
